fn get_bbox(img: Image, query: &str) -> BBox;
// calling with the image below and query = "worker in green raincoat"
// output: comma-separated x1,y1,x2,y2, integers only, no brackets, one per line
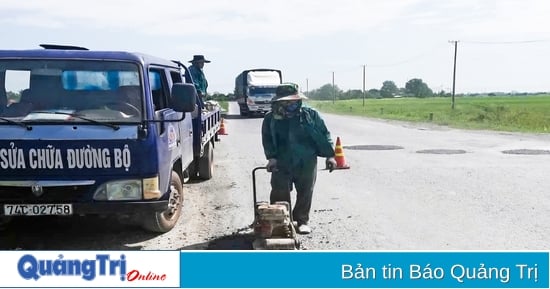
188,55,210,164
261,83,337,234
188,55,210,110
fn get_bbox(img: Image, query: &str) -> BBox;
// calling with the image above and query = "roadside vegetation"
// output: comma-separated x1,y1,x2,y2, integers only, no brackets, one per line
207,93,228,111
7,72,546,132
217,100,228,111
307,95,550,133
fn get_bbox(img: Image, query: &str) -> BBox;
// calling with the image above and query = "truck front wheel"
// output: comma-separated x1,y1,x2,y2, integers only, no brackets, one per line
141,171,184,233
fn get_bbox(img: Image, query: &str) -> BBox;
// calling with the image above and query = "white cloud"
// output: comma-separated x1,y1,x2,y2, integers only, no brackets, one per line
2,0,549,41
1,0,549,93
0,0,424,41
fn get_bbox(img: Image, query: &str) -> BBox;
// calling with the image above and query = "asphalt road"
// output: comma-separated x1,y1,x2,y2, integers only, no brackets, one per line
2,101,549,250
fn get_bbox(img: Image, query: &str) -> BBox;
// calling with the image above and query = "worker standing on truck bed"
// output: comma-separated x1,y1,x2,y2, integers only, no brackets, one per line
188,55,211,178
261,83,337,235
188,55,210,110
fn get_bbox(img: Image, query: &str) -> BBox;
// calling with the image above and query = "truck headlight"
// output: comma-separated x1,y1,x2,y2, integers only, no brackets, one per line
93,176,161,201
142,176,161,199
93,179,142,201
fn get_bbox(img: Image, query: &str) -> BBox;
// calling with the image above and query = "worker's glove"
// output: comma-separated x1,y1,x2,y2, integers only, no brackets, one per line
325,157,337,173
266,158,278,172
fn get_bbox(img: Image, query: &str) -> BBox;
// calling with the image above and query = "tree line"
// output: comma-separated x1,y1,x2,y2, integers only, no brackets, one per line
214,78,443,101
306,78,442,100
205,78,549,101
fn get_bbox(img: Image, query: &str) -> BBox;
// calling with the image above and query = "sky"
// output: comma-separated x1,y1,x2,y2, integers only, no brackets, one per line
1,0,550,94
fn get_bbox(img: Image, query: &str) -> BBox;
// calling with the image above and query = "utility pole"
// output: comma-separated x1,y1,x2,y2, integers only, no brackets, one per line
449,40,459,110
332,71,335,104
306,78,309,97
362,64,366,107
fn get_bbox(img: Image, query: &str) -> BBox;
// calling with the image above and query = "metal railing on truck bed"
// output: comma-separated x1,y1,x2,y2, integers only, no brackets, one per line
200,107,221,148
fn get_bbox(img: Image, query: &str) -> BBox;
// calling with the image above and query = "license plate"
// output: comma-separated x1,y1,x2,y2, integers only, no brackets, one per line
3,204,73,216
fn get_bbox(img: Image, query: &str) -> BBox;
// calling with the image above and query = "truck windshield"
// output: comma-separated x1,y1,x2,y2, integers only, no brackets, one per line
0,60,143,123
249,86,277,97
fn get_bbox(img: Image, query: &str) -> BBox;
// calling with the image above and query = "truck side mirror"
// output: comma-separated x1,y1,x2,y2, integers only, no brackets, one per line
171,83,197,112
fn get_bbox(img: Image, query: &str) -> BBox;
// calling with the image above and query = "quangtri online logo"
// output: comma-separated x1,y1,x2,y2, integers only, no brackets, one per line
17,253,167,282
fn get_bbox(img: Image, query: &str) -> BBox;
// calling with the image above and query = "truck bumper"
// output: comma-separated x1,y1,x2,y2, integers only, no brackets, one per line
248,105,271,113
73,200,169,214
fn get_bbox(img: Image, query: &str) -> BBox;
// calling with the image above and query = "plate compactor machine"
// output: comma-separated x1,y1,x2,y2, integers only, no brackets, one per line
251,167,300,250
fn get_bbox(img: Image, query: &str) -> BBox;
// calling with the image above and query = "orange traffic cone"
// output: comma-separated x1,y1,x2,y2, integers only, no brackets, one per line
218,118,228,135
333,137,350,169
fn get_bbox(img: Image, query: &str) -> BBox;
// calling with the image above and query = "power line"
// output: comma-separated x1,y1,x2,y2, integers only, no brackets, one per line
366,44,444,68
461,38,550,44
306,37,550,95
331,38,550,74
328,44,445,74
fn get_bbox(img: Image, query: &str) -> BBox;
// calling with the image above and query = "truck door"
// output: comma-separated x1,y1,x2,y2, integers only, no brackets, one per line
148,68,185,190
169,69,193,170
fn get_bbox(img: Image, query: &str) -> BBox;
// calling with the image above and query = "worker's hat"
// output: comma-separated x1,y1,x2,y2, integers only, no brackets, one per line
272,83,308,102
188,55,211,63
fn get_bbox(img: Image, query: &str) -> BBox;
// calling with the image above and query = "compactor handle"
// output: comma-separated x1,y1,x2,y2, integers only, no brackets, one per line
252,166,267,205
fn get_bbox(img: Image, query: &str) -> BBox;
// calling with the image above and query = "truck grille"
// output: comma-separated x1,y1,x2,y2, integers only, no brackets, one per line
0,186,92,203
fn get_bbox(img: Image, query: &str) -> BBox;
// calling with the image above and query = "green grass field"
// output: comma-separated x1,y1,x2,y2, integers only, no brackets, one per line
217,100,228,111
307,95,550,133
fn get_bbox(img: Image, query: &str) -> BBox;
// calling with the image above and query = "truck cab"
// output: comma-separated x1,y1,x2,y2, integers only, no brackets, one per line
235,69,281,117
0,45,206,233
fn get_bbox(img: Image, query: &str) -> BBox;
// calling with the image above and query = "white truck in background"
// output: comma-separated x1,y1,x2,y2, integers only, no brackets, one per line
235,69,282,117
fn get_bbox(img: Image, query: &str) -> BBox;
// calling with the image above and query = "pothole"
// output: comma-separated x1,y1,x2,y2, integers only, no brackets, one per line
344,145,404,151
502,149,550,155
416,149,467,154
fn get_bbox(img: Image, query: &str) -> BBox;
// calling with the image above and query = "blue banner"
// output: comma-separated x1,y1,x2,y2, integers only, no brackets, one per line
180,251,549,288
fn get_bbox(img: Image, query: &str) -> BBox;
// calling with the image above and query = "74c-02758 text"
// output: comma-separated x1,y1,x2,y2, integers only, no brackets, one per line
3,204,73,216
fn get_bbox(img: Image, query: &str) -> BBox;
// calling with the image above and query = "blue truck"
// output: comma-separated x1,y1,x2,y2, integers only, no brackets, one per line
0,44,221,232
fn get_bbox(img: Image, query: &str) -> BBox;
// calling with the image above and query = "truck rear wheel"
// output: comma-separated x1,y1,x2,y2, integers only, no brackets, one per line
239,105,249,117
141,171,184,233
198,142,214,180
